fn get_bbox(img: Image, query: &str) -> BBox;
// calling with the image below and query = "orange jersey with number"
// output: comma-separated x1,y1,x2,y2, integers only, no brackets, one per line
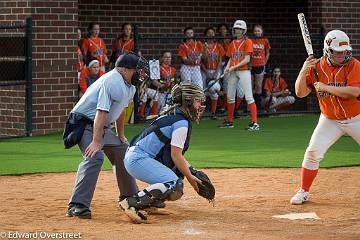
202,42,225,70
306,57,360,120
111,38,134,61
251,37,270,67
263,77,287,94
178,40,204,66
226,38,253,71
159,65,177,93
82,37,107,66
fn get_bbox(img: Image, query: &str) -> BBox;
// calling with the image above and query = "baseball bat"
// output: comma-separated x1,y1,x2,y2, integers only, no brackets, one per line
204,73,224,92
297,13,313,56
298,13,320,83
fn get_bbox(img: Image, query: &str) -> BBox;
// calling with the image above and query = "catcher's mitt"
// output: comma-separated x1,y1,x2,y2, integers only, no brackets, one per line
189,167,215,203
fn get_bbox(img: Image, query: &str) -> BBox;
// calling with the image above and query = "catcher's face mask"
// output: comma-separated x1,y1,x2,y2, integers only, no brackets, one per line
192,97,206,124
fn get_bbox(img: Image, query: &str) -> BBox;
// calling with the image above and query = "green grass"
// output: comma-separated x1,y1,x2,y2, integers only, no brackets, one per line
0,115,359,175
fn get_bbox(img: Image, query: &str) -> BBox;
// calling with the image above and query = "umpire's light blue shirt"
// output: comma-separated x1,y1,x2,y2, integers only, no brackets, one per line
72,69,135,126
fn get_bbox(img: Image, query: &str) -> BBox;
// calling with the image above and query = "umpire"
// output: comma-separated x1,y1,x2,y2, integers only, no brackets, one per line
64,52,149,219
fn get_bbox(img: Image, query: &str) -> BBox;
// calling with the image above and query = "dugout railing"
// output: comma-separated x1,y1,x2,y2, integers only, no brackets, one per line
0,17,32,138
133,25,323,121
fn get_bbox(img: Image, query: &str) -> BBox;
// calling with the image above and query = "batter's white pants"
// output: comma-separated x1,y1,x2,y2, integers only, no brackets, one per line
226,70,252,104
180,65,203,90
302,113,360,170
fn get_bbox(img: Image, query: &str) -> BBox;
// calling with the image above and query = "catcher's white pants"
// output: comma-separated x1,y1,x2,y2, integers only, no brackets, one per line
180,65,203,90
140,88,158,103
302,113,360,170
226,70,252,104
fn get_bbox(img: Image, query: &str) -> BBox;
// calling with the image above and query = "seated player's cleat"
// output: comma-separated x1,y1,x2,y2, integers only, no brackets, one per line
290,188,310,205
119,199,148,224
210,112,217,120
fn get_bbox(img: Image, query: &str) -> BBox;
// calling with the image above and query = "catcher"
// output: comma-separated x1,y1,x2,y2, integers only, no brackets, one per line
119,83,215,223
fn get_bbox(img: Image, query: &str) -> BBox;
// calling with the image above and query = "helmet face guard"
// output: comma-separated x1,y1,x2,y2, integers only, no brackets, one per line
115,52,150,86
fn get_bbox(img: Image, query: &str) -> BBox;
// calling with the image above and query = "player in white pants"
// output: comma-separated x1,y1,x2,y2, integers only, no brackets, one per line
290,30,360,205
178,27,204,89
220,20,259,130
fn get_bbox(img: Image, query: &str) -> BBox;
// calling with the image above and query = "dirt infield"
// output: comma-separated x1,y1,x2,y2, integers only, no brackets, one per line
1,168,359,240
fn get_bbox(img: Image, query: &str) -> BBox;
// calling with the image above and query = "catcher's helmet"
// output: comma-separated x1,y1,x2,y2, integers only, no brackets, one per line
171,83,205,123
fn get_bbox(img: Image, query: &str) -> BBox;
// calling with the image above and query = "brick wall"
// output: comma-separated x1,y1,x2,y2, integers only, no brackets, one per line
31,0,78,135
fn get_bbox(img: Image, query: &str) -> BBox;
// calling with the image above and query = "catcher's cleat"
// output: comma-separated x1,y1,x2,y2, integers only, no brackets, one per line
290,188,310,205
143,200,166,214
119,199,148,224
66,204,92,219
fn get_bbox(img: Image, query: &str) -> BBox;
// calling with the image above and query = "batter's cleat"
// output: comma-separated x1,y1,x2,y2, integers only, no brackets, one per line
66,204,92,219
290,188,310,205
119,199,148,224
219,121,234,128
247,122,260,131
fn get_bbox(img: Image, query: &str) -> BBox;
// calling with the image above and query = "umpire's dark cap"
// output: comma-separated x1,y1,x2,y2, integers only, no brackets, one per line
115,52,140,69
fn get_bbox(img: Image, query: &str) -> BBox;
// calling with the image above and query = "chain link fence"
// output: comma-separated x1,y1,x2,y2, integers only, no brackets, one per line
133,26,323,121
0,17,32,138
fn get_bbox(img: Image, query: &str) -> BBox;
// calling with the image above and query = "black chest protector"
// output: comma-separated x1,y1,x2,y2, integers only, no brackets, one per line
130,110,192,177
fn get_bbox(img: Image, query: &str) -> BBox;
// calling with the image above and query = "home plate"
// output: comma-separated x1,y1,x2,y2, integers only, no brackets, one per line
272,212,320,220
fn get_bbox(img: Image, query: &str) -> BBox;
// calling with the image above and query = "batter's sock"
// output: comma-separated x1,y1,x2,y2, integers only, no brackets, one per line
150,101,159,115
248,102,257,123
211,99,217,113
227,103,235,122
301,167,318,192
235,96,242,110
139,102,146,117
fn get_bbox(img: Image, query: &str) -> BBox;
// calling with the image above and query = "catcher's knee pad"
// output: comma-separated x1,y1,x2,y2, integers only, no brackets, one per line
164,178,184,201
302,149,322,170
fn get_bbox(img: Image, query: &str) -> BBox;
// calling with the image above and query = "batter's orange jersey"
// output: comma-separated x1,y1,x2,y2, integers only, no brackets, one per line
226,38,253,71
251,37,271,67
111,38,134,62
159,65,177,93
82,37,107,67
263,77,287,94
306,57,360,120
79,67,105,94
202,42,225,70
178,40,204,66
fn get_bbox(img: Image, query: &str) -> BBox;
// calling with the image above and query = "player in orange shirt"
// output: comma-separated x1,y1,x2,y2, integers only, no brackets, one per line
82,22,109,71
262,67,295,112
290,30,360,205
79,59,105,94
220,20,259,130
158,51,177,110
201,27,225,119
76,28,85,80
251,25,271,108
217,23,232,111
178,27,204,89
110,23,135,69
